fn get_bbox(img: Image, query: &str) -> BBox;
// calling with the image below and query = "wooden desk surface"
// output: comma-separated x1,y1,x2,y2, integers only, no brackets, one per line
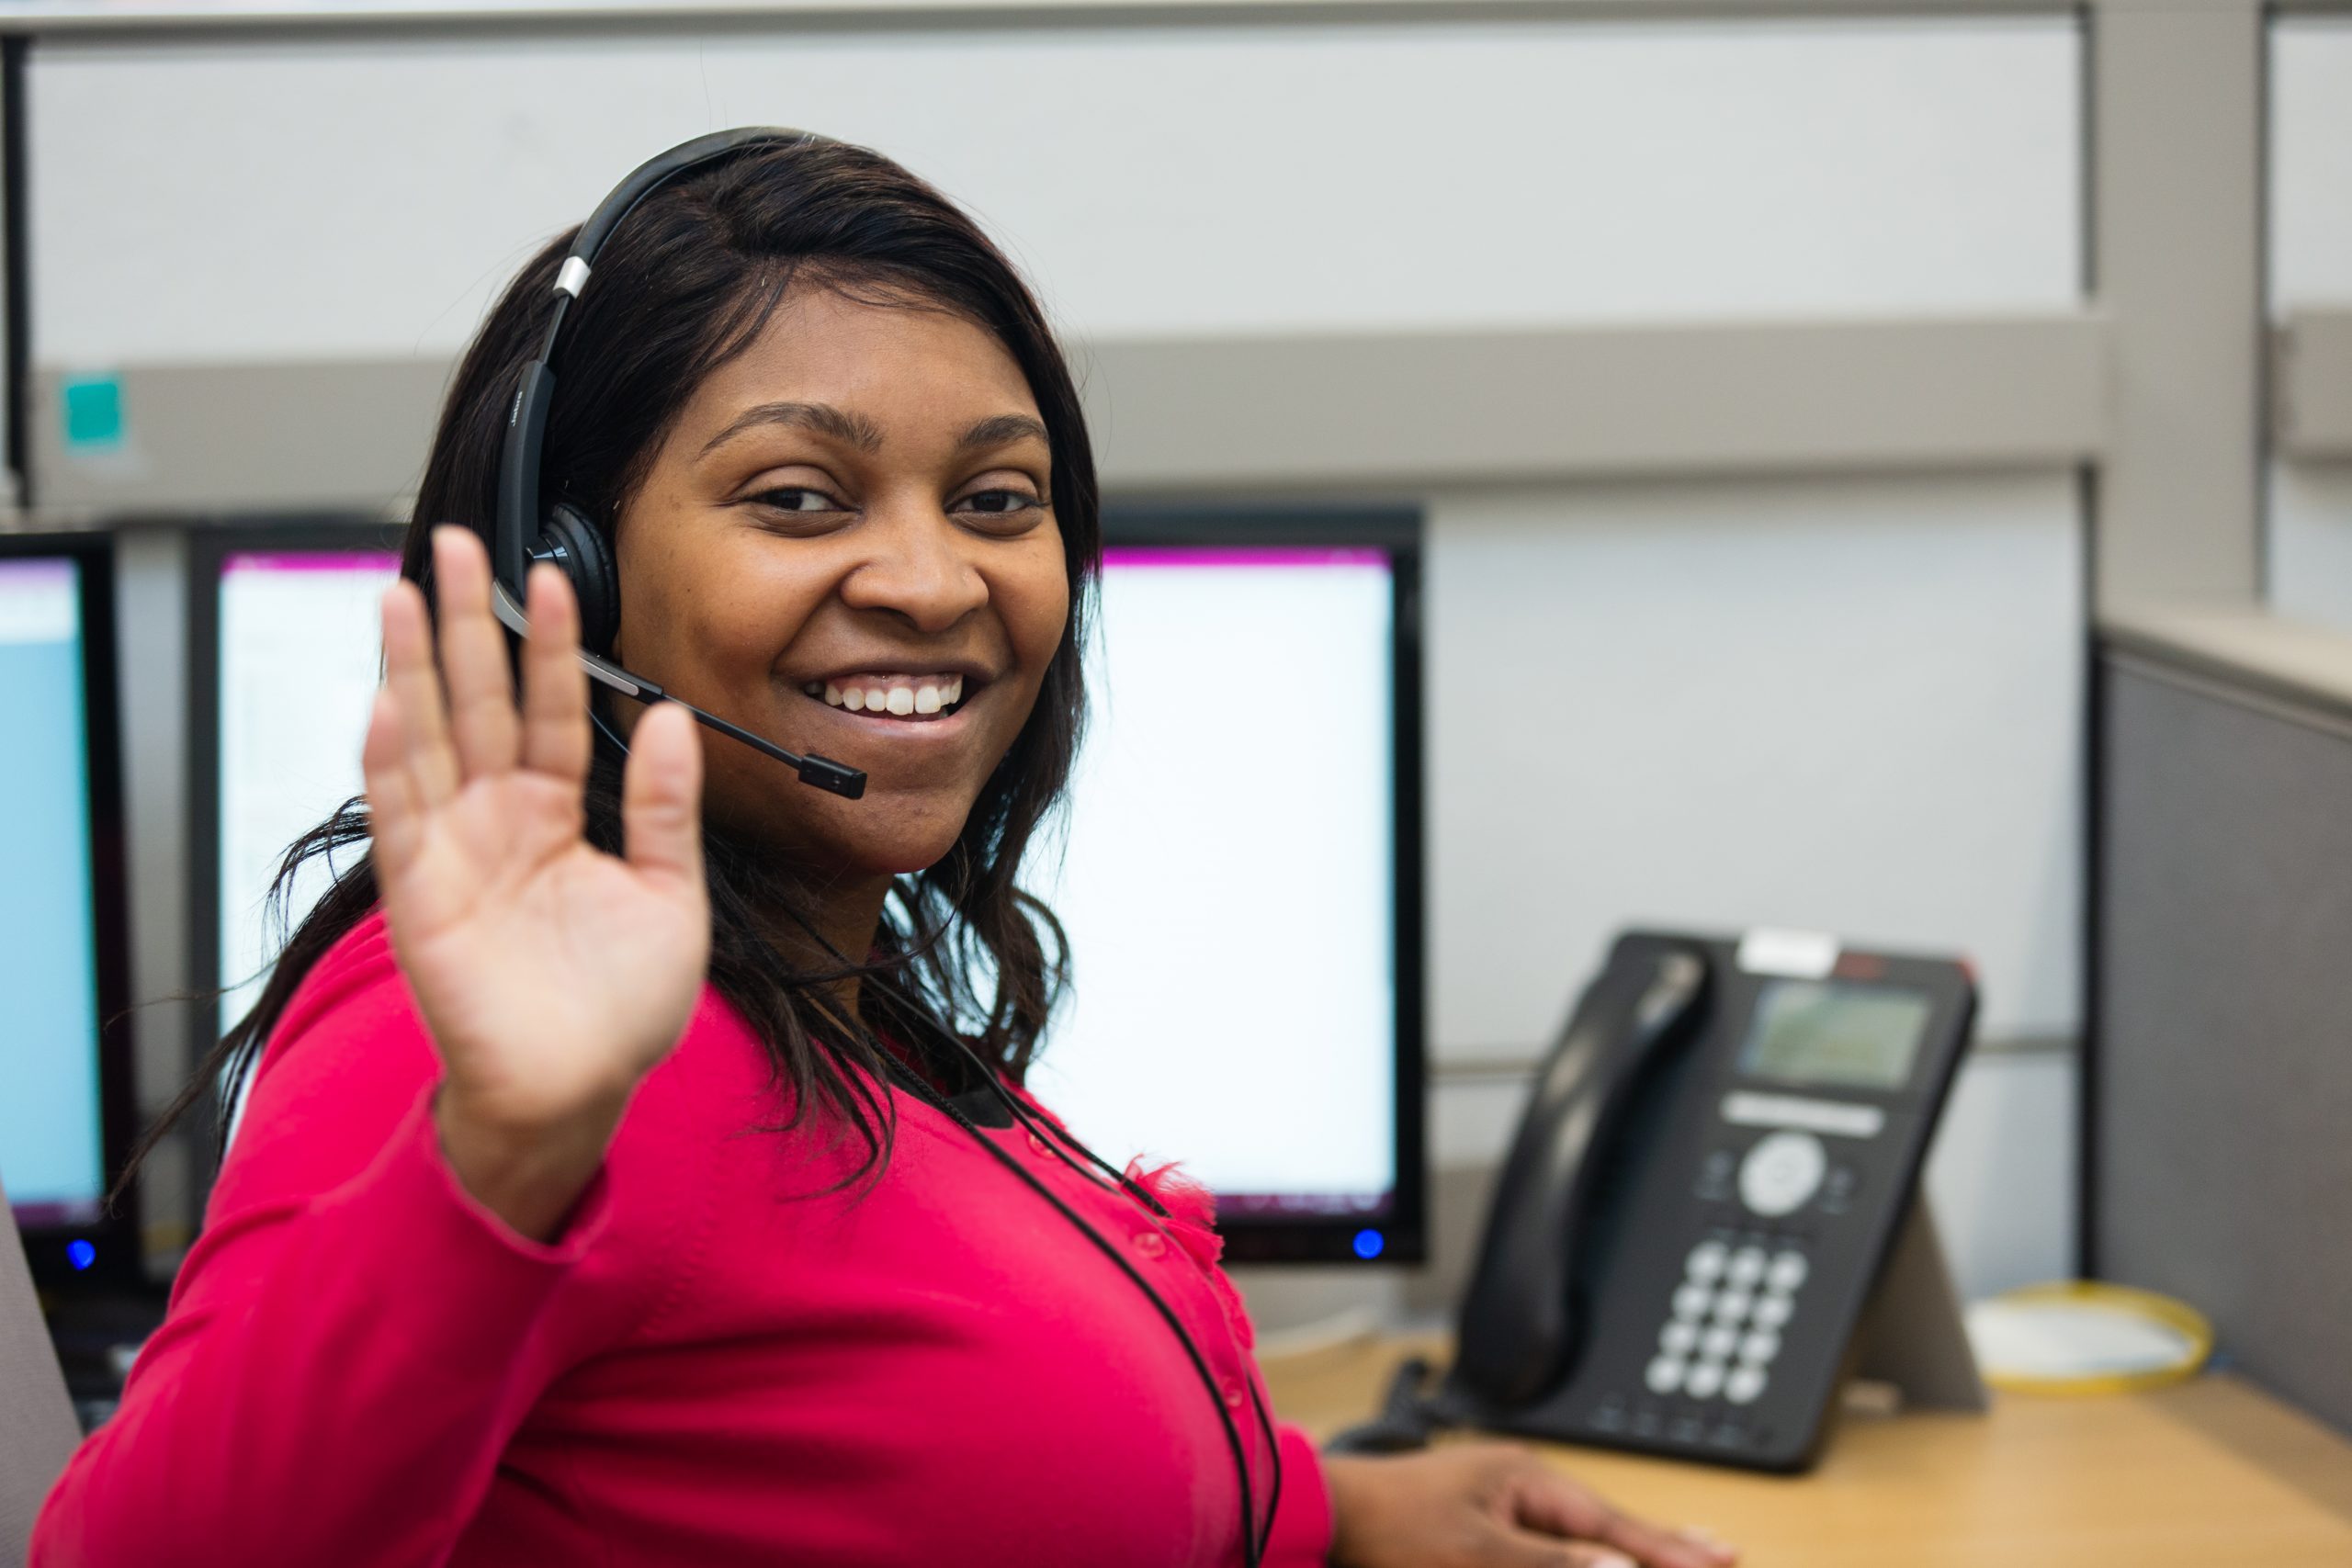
1261,1338,2352,1566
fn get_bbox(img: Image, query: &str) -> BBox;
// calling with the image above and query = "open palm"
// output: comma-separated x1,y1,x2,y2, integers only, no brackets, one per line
364,527,709,1145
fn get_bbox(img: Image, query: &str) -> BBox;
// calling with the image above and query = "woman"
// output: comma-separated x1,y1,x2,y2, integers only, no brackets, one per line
37,133,1736,1568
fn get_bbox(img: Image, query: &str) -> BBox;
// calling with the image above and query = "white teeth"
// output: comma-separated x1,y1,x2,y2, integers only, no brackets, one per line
816,675,969,716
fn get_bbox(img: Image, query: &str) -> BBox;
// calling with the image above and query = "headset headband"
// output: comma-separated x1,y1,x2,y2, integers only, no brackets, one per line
492,127,821,594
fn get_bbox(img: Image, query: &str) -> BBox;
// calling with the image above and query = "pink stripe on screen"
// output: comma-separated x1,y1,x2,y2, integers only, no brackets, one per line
225,551,402,576
1102,547,1386,570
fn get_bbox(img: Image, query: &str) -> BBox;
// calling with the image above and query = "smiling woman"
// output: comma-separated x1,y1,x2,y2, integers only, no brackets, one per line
38,134,1733,1568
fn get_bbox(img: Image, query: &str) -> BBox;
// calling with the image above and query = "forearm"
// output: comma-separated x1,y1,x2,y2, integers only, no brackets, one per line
33,1089,605,1567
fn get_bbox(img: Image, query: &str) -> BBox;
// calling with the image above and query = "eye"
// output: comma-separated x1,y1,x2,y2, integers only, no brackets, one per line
951,489,1047,523
752,487,849,515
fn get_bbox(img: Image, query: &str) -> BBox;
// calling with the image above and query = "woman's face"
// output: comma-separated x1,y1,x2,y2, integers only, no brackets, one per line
607,285,1069,879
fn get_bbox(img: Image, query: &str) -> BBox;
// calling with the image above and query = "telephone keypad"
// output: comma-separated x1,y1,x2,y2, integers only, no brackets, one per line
1632,1232,1814,1430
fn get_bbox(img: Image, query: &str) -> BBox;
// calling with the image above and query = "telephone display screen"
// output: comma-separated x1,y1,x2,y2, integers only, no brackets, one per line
1736,978,1932,1091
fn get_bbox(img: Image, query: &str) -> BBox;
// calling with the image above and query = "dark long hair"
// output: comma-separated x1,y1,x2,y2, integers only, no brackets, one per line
131,137,1099,1194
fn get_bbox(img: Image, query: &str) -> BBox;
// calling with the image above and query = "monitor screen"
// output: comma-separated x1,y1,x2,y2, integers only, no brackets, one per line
0,556,107,1227
1737,978,1933,1092
207,529,1422,1261
1025,546,1408,1240
213,549,401,1020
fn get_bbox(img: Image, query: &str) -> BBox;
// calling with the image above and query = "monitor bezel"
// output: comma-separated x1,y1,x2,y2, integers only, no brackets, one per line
1096,503,1428,1267
187,517,406,1158
2,530,141,1288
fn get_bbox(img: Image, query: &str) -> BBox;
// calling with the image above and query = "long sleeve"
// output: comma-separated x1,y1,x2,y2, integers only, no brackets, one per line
1261,1424,1335,1567
32,928,626,1568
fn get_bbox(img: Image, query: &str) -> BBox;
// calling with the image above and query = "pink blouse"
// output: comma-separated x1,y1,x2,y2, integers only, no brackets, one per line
34,912,1331,1566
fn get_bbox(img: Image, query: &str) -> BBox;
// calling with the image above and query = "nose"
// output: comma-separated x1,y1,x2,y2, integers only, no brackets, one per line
838,501,989,634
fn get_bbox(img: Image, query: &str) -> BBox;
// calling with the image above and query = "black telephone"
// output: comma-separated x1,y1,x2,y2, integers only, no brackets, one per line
1340,928,1976,1472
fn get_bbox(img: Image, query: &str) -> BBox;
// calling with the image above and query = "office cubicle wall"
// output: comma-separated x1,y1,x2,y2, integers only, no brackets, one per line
15,10,2089,1299
2097,646,2352,1435
2267,17,2352,630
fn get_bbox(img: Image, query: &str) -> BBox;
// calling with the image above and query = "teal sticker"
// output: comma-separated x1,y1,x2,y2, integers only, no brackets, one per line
62,376,124,450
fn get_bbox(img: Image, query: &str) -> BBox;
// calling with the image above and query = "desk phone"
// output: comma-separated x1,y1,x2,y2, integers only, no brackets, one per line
1433,929,1975,1472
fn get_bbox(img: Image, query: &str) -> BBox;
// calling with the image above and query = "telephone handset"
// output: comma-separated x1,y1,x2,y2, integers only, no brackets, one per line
1450,948,1709,1407
1339,928,1978,1472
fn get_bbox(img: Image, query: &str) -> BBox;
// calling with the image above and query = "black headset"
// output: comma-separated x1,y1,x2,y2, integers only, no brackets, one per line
488,126,865,800
486,129,1282,1563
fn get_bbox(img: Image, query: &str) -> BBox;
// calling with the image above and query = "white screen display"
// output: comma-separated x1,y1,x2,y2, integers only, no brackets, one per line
0,558,106,1224
213,545,1405,1215
1026,548,1400,1215
217,551,401,1020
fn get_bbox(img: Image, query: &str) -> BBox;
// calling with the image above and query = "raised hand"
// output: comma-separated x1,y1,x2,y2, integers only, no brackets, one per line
363,526,710,1240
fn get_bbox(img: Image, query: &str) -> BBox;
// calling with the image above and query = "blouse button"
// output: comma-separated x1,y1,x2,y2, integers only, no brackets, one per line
1026,1132,1052,1157
1132,1230,1169,1259
1222,1380,1247,1409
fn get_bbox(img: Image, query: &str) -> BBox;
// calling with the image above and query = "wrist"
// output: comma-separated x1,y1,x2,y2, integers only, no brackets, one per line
434,1088,625,1244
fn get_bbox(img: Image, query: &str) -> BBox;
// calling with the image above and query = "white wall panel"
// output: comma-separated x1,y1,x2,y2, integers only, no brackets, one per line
2271,18,2352,311
30,17,2080,366
1427,472,2084,1057
2267,20,2352,630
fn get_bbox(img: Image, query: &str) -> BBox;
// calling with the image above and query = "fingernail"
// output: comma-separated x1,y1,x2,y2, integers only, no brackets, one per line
1592,1555,1636,1568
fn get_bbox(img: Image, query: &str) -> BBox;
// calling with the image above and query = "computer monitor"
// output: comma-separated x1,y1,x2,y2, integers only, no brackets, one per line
0,532,137,1284
1034,512,1425,1263
194,512,1426,1265
190,525,403,1039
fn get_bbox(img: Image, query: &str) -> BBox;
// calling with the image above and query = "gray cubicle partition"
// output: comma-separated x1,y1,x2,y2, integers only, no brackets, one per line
2097,632,2352,1436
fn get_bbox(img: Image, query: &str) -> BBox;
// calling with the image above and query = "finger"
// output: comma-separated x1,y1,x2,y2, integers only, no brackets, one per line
431,525,522,783
1479,1530,1634,1568
360,684,424,881
621,700,705,891
379,578,459,807
1511,1467,1728,1568
518,562,591,783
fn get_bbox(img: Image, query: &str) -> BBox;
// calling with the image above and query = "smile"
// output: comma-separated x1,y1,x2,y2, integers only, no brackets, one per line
801,673,968,721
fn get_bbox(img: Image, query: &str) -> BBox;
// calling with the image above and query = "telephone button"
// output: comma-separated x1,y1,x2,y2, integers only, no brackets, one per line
1738,1131,1827,1217
1726,1365,1769,1405
1712,1290,1754,1325
1701,1325,1739,1361
1740,1329,1781,1365
1660,1320,1701,1357
1751,1294,1794,1330
1726,1246,1769,1288
1684,1360,1727,1401
1767,1250,1810,1292
1645,1355,1688,1396
1672,1284,1712,1321
1684,1240,1729,1282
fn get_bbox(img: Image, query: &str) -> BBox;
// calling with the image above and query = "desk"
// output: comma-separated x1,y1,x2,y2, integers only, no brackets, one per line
1261,1338,2352,1566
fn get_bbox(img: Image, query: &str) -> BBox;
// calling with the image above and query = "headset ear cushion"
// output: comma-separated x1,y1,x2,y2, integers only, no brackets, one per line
537,502,620,654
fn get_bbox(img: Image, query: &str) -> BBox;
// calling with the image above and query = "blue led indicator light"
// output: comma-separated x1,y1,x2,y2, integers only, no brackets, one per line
65,1238,96,1271
1351,1228,1385,1260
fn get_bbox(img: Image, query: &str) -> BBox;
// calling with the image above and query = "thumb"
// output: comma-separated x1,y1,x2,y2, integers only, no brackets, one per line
622,700,706,891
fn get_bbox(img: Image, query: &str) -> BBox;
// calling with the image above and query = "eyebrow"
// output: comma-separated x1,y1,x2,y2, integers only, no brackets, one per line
698,400,887,459
956,413,1050,454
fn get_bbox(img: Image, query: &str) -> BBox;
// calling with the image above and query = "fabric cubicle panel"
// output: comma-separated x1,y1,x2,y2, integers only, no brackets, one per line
2097,654,2352,1435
